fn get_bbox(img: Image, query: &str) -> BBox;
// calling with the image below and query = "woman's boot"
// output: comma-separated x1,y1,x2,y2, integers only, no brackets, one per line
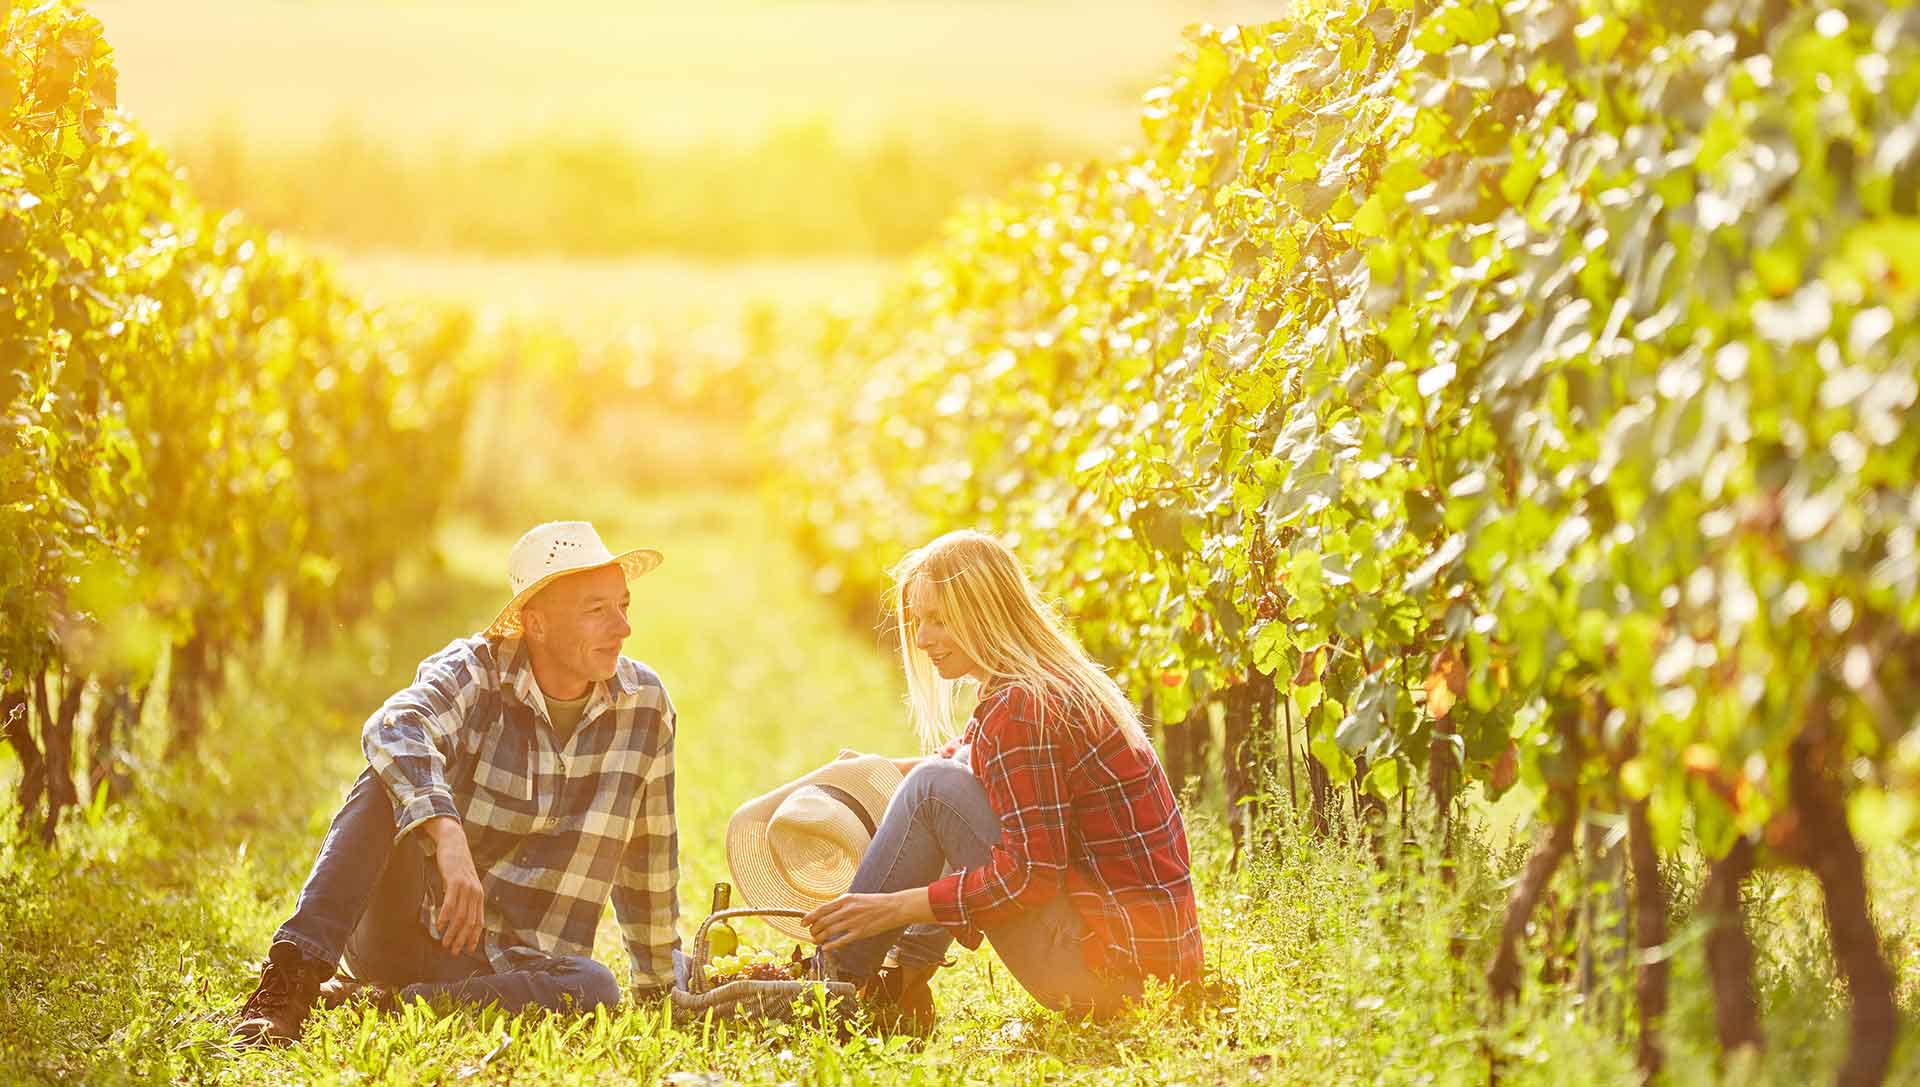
856,960,944,1036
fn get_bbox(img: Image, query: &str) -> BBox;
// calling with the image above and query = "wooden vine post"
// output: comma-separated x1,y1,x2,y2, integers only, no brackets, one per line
1700,837,1763,1057
1624,798,1668,1082
1487,710,1582,1007
1774,711,1898,1087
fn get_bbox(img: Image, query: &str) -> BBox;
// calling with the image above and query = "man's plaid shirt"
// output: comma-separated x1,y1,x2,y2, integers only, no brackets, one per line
926,686,1204,984
362,635,679,992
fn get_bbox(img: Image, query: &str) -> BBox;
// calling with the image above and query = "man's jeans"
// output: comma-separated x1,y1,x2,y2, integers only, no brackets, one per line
273,768,622,1015
832,758,1143,1017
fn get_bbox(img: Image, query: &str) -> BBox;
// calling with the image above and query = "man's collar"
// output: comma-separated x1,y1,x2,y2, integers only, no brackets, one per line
608,661,643,697
496,636,641,707
498,638,543,708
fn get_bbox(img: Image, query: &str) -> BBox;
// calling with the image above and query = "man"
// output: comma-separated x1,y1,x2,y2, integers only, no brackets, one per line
232,521,680,1046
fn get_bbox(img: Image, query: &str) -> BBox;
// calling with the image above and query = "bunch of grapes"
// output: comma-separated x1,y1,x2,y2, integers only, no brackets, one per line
705,945,809,985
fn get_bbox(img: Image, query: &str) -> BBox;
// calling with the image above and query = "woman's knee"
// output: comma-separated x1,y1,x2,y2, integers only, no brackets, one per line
901,758,983,807
552,956,621,1013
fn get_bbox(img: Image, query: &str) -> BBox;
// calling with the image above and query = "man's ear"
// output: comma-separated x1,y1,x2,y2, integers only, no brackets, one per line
521,605,544,642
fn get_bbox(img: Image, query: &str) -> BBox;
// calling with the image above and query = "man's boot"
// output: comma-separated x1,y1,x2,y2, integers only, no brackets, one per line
855,960,944,1037
232,941,335,1046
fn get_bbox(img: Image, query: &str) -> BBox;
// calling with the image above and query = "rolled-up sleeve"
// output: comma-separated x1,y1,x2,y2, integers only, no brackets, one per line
612,686,680,992
362,641,481,842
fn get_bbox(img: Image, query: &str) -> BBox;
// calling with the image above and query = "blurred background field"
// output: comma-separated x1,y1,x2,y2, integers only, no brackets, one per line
85,0,1274,507
325,252,889,334
95,0,1271,268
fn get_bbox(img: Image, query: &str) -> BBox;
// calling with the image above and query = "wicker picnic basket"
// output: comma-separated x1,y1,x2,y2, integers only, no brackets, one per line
669,906,856,1024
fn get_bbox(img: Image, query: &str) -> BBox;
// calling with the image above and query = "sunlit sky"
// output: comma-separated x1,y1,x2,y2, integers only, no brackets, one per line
92,0,1280,147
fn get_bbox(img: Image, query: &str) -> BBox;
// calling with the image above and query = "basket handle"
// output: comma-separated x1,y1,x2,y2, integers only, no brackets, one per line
689,906,835,995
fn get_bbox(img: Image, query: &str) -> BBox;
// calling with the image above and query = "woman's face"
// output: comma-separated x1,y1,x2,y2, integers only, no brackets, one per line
905,579,983,682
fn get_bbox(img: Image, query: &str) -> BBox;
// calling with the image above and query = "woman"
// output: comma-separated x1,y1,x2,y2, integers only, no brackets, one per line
803,529,1202,1029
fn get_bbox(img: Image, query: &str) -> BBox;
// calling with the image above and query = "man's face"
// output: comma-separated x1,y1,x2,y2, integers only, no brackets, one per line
525,565,632,686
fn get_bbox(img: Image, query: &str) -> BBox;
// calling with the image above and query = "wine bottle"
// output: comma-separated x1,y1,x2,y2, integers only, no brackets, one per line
708,881,738,957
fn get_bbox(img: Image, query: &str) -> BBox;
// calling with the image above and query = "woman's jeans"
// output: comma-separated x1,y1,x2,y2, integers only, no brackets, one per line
833,758,1143,1016
271,768,623,1015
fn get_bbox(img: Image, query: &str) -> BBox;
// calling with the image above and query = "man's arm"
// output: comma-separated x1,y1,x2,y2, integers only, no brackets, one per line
361,639,484,843
361,640,490,954
611,688,680,996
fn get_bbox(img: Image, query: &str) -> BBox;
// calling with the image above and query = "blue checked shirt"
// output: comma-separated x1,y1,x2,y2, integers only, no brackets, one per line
361,635,680,993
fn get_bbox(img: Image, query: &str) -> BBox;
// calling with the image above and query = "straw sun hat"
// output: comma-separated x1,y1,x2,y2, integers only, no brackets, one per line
485,521,662,639
726,756,905,942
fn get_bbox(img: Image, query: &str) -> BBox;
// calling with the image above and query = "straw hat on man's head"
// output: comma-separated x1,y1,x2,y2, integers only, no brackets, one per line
726,756,905,941
486,521,662,639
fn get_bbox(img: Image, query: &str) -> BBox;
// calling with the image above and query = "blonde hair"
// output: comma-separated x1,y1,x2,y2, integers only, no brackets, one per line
890,530,1149,753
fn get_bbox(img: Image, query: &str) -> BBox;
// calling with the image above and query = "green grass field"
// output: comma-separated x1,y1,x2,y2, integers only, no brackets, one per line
4,488,1917,1085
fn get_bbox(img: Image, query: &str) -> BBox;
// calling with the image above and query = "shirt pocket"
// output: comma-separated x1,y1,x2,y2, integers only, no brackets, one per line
463,714,540,828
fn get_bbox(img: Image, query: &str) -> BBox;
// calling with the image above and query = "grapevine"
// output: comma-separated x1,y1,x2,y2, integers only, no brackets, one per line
769,0,1920,1078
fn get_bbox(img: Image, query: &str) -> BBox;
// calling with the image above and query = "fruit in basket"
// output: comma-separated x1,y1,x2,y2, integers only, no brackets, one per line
705,944,811,984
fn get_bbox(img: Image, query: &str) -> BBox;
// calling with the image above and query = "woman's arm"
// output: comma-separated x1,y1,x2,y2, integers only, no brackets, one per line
924,710,1072,929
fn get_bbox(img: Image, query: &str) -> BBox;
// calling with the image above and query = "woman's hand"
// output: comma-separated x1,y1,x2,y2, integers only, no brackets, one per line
803,889,935,953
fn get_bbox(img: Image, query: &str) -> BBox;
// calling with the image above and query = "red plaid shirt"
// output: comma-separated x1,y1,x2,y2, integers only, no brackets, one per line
926,685,1204,984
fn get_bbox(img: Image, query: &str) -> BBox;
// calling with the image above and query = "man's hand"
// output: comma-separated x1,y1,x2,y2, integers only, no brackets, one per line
803,888,934,954
425,817,486,956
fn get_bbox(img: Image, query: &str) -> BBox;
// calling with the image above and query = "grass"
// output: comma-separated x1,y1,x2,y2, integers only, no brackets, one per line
3,488,1919,1085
